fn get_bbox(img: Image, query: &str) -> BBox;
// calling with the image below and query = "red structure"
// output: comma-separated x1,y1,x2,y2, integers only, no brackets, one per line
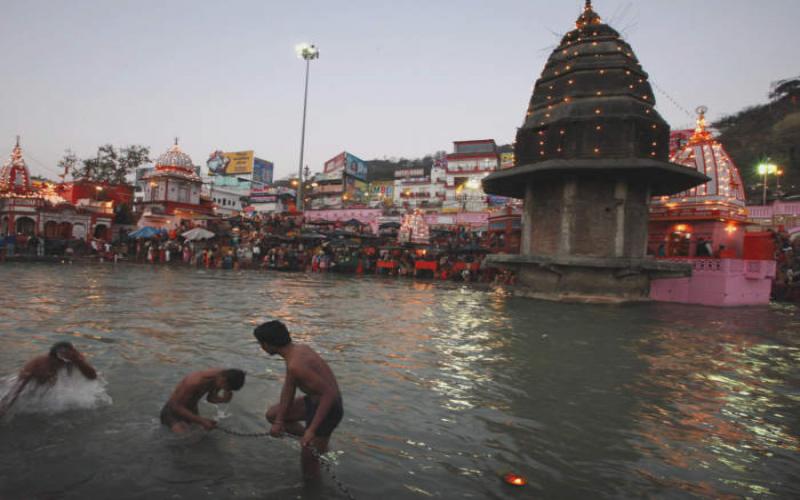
649,107,747,258
486,207,521,254
136,140,215,229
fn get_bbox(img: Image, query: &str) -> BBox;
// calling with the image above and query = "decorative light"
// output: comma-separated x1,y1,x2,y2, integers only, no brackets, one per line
503,473,527,487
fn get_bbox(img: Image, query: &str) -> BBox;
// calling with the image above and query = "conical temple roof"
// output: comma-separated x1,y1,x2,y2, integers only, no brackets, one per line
484,1,707,197
652,107,747,220
0,137,33,194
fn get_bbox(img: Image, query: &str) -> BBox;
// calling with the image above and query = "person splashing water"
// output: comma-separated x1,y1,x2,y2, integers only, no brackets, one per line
0,342,109,418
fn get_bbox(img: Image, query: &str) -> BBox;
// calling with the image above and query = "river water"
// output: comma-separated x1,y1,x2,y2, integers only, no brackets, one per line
0,263,798,499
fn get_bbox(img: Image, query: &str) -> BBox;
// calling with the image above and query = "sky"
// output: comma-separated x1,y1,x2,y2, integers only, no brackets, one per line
0,0,797,180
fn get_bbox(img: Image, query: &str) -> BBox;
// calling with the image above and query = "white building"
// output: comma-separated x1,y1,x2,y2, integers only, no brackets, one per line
444,139,499,212
393,161,447,211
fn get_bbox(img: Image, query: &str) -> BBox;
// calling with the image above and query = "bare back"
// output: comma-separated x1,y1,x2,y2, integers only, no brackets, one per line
167,370,217,411
287,345,340,402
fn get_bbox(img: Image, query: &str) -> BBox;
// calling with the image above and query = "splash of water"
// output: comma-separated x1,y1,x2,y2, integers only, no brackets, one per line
0,370,112,418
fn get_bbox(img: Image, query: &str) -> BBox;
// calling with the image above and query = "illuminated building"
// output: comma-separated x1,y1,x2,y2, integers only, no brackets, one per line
482,1,707,301
0,138,113,240
136,140,214,229
444,139,499,213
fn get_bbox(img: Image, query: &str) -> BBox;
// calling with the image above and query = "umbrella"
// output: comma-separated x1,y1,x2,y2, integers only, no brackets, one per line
182,227,216,241
344,218,365,226
129,226,161,239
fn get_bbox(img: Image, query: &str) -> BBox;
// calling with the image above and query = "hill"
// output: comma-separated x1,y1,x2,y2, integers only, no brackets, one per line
714,77,800,201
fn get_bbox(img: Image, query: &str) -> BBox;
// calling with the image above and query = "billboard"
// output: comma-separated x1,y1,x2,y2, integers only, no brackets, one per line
344,153,368,181
253,158,274,185
500,152,515,170
207,150,255,176
324,152,346,174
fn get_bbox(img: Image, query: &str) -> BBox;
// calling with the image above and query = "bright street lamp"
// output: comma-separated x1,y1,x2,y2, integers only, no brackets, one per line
757,162,778,205
295,43,319,212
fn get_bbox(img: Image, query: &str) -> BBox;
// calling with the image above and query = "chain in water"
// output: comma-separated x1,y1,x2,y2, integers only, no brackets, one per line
215,426,356,500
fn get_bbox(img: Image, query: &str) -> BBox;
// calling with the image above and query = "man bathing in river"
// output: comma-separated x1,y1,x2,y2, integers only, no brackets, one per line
0,342,97,417
161,369,245,433
254,320,343,479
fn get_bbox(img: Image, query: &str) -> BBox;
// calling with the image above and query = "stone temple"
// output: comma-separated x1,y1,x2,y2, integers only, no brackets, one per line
482,1,708,301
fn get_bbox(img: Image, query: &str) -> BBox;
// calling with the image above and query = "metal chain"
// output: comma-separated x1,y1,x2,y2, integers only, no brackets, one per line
215,426,356,500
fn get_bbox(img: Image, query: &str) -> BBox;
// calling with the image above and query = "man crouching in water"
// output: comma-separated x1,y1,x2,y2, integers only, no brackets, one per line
254,320,343,479
0,341,97,417
161,369,245,433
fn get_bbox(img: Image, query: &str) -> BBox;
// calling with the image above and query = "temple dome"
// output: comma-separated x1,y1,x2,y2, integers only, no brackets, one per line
652,107,747,219
150,140,200,181
0,138,32,194
156,142,194,170
483,1,707,198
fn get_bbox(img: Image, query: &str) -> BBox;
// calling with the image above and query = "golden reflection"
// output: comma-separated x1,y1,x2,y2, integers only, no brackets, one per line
629,318,800,497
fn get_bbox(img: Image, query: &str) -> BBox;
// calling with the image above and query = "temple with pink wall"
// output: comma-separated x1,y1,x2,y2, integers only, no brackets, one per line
648,108,774,306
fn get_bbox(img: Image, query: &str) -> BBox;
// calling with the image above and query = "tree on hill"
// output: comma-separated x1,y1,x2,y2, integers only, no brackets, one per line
714,78,800,201
65,145,151,185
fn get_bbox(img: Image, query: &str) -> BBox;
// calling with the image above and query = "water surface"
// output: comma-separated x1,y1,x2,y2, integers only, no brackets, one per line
0,263,798,498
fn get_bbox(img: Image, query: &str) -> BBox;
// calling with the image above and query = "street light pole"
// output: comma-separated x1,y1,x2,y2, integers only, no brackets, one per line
296,43,319,212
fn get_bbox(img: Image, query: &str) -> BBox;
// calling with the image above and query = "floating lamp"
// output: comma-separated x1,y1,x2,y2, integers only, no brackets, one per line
503,472,528,487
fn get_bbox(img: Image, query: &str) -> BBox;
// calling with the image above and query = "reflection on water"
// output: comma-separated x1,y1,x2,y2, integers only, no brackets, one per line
0,263,798,499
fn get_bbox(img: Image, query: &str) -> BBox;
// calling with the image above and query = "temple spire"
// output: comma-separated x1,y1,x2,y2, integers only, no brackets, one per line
576,0,602,28
15,135,20,148
689,106,713,145
174,136,179,146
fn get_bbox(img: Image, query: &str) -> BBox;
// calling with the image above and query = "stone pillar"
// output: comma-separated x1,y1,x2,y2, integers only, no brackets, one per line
614,179,627,257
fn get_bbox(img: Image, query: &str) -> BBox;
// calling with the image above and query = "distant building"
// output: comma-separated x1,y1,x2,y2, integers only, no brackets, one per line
394,158,447,211
308,152,368,209
444,139,499,212
136,141,214,229
0,138,113,241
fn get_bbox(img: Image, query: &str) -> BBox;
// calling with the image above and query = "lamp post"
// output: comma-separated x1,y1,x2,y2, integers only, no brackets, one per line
757,162,777,205
295,43,319,212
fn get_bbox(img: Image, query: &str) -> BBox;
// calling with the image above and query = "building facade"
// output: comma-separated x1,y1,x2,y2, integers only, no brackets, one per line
444,139,499,212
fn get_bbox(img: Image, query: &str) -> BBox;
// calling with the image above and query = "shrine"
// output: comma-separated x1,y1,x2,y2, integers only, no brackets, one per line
482,1,708,301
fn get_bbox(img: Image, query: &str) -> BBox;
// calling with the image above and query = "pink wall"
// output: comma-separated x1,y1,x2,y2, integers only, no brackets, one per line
650,258,775,306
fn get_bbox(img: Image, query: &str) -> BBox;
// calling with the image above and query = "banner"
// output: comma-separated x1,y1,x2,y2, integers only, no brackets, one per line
207,150,254,175
344,153,368,181
253,158,274,185
324,153,346,173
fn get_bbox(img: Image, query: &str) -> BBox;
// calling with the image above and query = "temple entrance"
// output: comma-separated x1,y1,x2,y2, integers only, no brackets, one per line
15,217,36,236
667,230,691,257
94,224,109,240
60,222,73,239
44,221,59,238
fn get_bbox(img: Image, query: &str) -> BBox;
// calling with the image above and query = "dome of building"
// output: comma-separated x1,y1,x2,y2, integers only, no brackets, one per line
0,137,33,194
652,107,747,219
483,1,707,198
150,140,200,181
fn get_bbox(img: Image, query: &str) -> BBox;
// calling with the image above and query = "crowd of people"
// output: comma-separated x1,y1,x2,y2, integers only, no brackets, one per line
99,213,518,285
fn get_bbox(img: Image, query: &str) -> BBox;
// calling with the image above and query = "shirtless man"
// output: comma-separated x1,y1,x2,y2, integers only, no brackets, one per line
254,320,343,479
160,369,245,433
0,341,97,417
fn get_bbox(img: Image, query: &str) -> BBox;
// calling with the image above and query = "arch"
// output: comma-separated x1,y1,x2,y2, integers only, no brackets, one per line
93,223,109,240
72,223,87,240
787,226,800,240
15,216,36,236
1,216,9,236
44,220,60,239
59,222,73,239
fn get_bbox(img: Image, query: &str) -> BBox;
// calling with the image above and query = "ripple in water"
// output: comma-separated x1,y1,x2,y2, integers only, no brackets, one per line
1,372,112,418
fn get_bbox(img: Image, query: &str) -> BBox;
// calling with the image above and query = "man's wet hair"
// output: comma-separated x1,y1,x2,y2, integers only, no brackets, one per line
49,341,74,358
253,320,291,347
222,369,246,390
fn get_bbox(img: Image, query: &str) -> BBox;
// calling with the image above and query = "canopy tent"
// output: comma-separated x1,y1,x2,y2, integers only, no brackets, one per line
181,227,216,241
343,218,366,226
128,226,164,239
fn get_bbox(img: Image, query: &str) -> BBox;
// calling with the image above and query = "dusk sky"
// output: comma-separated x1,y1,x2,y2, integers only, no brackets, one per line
1,0,797,180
